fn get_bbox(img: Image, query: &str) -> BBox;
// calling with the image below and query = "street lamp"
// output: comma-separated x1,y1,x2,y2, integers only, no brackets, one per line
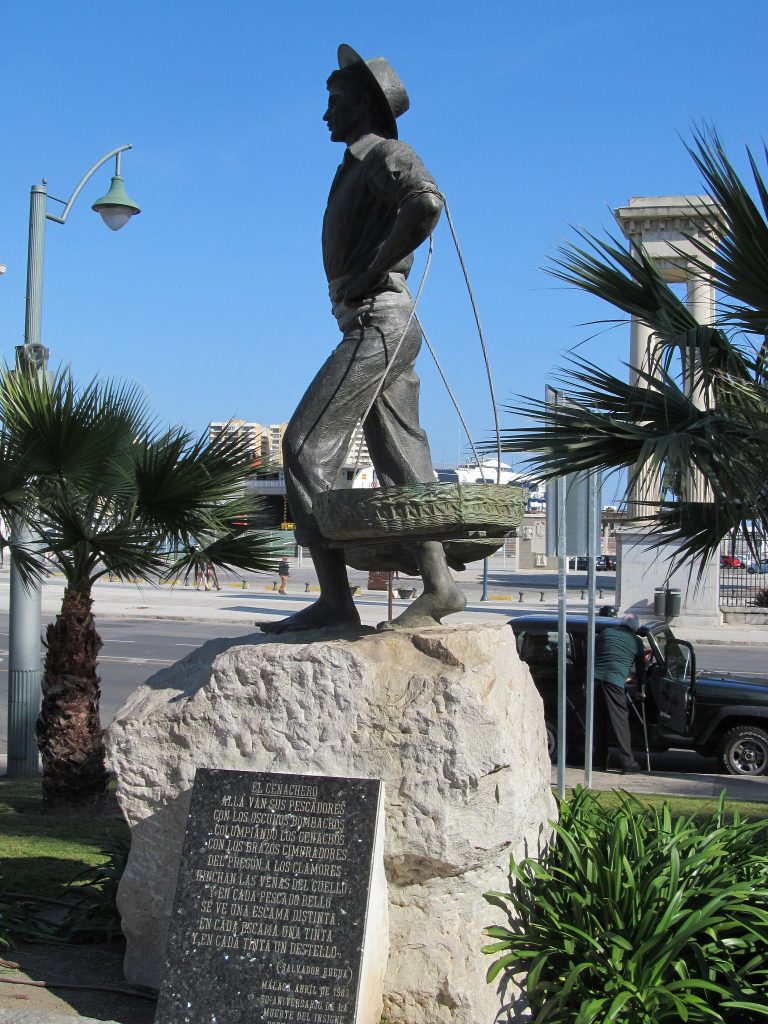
7,144,140,778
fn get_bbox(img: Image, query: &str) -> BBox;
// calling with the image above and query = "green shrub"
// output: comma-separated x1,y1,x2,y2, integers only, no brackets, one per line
484,787,768,1023
0,892,50,950
59,831,130,943
0,832,130,949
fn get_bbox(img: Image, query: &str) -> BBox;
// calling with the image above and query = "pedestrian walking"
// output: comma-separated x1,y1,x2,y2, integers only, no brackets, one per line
277,557,290,594
593,613,646,773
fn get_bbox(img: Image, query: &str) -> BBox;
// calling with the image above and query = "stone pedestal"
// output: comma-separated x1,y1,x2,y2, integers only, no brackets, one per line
106,624,556,1024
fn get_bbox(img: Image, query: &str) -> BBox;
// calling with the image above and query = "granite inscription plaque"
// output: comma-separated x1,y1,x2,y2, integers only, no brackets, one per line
154,769,383,1024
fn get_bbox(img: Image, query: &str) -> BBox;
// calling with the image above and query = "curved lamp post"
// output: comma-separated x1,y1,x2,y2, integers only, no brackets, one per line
7,145,140,777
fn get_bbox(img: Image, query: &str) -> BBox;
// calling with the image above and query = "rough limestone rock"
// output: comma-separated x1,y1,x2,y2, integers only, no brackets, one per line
106,623,556,1024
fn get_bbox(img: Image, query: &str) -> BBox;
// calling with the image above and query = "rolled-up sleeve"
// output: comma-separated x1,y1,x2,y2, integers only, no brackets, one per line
366,140,440,207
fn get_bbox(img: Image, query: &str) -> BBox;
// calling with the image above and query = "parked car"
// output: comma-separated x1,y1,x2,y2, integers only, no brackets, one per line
568,555,616,571
596,554,616,571
747,559,768,574
720,554,743,569
510,613,768,776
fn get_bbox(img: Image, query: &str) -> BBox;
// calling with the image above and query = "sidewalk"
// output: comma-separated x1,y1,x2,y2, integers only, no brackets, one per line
554,764,767,803
6,564,768,645
1,565,767,803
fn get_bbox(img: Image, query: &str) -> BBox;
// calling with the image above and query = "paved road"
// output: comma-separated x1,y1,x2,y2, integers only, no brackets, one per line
1,613,766,726
0,614,257,734
1,612,766,786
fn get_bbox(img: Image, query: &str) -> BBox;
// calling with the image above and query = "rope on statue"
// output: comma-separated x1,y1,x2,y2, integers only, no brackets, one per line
438,194,502,484
335,189,502,488
416,315,484,474
336,234,435,487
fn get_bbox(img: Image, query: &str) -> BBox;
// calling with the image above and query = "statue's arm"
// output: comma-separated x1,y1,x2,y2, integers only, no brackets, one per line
343,191,443,303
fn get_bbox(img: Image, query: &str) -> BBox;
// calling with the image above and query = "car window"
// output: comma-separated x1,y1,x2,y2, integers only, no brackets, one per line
647,625,674,663
647,627,691,680
664,640,692,681
517,630,574,667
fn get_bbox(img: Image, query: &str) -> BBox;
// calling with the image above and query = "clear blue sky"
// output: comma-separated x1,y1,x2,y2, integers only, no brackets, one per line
2,1,766,470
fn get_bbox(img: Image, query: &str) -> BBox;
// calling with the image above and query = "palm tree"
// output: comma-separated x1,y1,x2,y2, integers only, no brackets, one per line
494,128,768,573
1,367,282,810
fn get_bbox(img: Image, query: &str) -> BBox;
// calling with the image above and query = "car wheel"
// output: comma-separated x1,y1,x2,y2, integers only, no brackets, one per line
748,567,756,574
545,720,557,762
717,725,768,776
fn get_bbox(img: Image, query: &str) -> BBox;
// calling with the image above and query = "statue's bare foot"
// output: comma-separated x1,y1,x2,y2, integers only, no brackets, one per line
377,583,466,631
259,599,361,635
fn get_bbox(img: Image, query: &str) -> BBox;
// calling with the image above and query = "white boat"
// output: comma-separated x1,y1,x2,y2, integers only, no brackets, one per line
454,459,521,486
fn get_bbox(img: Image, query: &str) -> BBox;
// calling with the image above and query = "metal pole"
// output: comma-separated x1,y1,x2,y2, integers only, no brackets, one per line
584,470,599,788
556,476,567,799
7,523,43,776
7,184,48,777
24,184,47,348
6,149,135,777
480,556,489,601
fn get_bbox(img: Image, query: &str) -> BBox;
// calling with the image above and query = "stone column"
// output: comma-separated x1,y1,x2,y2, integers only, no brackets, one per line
614,196,723,626
685,269,717,503
627,314,660,518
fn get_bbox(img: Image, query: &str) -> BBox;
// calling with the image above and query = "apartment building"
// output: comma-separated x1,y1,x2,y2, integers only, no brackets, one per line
209,419,371,469
208,419,288,465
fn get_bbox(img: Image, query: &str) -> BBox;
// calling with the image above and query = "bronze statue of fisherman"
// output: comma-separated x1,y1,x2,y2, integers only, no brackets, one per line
261,44,465,634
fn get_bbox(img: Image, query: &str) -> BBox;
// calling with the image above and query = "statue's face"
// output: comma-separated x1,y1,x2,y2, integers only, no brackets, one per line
323,79,369,143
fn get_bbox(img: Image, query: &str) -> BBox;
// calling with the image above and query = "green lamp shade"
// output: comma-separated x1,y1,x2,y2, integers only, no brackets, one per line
92,175,141,231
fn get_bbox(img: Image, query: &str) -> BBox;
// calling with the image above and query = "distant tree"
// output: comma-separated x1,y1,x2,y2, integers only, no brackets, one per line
0,368,281,810
493,128,768,573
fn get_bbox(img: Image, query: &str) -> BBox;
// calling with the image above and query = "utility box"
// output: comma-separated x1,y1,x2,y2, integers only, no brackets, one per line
367,570,390,592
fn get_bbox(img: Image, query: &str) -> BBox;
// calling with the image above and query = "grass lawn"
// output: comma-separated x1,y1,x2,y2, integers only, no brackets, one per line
1,776,766,902
587,788,768,822
0,777,130,901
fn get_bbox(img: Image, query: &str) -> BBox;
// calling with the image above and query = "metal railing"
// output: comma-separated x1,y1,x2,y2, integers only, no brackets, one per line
719,542,768,607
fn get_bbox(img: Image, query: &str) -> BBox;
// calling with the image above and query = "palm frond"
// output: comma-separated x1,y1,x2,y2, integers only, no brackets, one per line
503,129,768,572
0,365,282,593
549,227,751,387
164,529,285,581
0,430,33,526
682,126,768,335
549,228,698,342
643,497,768,578
0,367,145,489
489,353,768,569
132,428,258,536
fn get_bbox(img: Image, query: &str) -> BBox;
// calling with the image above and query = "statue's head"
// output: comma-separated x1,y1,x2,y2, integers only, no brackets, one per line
324,44,409,143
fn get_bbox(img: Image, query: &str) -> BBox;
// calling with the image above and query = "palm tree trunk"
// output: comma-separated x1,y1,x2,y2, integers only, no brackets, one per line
37,587,108,810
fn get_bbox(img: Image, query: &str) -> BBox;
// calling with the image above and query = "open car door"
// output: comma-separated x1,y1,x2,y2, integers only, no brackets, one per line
645,625,695,736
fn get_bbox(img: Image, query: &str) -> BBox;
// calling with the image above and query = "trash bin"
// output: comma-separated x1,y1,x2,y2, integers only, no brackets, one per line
665,588,682,618
654,587,667,617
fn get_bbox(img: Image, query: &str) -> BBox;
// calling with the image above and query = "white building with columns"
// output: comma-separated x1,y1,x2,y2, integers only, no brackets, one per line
614,195,723,627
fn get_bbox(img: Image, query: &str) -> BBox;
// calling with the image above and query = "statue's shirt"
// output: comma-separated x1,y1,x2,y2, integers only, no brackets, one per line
322,133,439,287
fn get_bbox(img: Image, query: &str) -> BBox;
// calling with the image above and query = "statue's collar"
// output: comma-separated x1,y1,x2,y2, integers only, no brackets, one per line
345,133,388,161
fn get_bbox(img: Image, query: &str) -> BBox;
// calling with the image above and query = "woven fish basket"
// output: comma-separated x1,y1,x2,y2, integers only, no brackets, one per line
341,536,507,573
313,483,527,543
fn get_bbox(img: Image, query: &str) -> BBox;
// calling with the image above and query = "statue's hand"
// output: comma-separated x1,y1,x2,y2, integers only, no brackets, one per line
343,267,390,304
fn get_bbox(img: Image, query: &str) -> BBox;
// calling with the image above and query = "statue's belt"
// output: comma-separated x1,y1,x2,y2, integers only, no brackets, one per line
328,272,412,331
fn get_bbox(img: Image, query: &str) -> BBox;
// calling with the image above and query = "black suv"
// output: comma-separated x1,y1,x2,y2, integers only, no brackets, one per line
510,613,768,777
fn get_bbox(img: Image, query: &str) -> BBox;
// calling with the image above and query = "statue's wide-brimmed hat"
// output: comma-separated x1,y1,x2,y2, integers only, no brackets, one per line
337,43,409,140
